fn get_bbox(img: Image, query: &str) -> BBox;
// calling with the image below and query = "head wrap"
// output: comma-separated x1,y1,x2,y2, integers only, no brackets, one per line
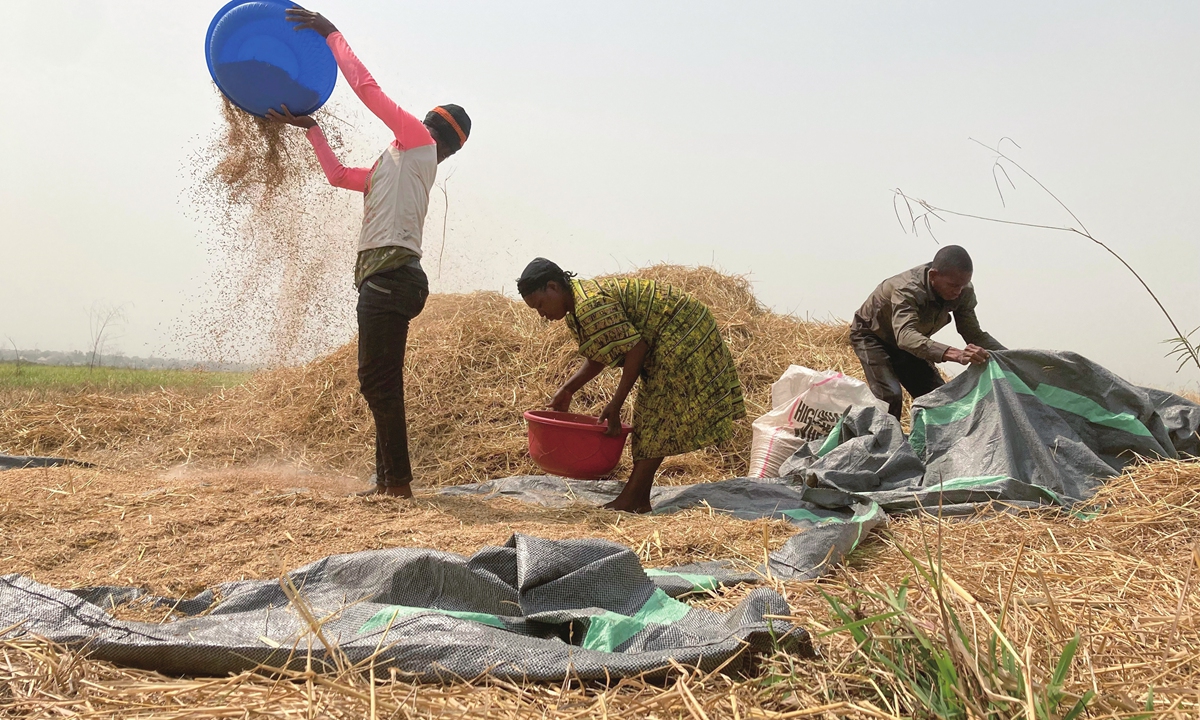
517,258,575,297
425,104,471,152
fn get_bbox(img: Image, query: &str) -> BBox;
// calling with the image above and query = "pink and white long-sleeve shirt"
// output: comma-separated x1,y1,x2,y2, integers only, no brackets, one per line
305,32,437,260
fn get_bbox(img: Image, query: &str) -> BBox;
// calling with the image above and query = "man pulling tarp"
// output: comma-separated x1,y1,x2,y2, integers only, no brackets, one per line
851,246,1006,419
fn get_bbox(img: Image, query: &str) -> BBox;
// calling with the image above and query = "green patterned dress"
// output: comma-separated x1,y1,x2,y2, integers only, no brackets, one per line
566,277,746,460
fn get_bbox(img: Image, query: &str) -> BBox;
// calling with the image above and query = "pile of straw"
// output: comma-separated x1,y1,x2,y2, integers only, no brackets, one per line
0,265,857,486
2,460,1197,717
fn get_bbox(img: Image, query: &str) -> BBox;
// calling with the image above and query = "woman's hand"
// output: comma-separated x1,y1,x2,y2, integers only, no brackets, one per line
598,400,623,437
265,105,317,129
549,359,605,412
598,340,646,437
549,386,573,412
285,8,338,38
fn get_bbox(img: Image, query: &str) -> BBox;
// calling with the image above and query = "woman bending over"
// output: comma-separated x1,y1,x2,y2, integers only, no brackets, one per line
518,259,746,513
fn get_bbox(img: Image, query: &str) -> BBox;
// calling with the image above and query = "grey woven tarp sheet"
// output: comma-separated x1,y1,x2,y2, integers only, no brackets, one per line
0,534,808,681
0,455,91,470
450,351,1200,578
781,350,1199,509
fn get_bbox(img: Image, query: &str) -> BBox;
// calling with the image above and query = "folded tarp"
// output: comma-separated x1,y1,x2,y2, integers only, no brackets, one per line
0,534,809,681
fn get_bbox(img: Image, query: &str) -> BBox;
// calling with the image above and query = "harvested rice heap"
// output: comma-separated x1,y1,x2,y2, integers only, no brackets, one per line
0,265,858,485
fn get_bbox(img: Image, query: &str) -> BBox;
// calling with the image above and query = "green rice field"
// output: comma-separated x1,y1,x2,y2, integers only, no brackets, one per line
0,362,248,393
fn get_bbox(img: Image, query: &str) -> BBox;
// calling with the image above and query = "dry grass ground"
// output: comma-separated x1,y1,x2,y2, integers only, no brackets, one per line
2,265,1198,717
2,461,1198,718
0,465,798,598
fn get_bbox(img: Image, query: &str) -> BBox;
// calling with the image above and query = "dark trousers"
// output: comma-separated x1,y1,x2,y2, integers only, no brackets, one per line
850,329,944,420
357,265,429,487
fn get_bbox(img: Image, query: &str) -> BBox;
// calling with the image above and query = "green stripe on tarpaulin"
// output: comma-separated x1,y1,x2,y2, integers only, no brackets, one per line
816,416,845,458
359,605,506,634
910,411,928,458
783,502,886,550
644,568,719,592
925,475,1064,506
1033,383,1152,437
909,361,1153,458
850,502,885,545
926,475,1008,493
910,363,1006,456
781,508,849,525
928,476,1103,516
361,583,699,648
582,588,692,653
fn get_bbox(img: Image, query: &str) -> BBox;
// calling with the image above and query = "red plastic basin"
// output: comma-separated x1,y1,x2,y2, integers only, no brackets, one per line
524,410,633,480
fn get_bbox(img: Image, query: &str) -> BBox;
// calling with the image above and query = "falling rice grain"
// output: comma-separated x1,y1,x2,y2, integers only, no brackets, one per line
180,94,361,367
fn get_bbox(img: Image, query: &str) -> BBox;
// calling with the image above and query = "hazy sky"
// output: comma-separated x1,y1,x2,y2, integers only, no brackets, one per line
2,1,1197,390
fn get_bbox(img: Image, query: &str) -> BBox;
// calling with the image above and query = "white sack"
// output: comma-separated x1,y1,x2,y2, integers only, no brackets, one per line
747,365,886,478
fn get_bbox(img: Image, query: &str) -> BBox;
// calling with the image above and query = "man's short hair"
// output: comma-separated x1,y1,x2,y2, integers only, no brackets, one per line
932,245,973,274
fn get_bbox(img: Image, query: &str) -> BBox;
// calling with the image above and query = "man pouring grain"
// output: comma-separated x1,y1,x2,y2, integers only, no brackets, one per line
267,8,471,497
850,246,1005,419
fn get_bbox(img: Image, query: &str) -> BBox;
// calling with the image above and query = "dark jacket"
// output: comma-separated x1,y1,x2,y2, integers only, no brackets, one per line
851,263,1005,363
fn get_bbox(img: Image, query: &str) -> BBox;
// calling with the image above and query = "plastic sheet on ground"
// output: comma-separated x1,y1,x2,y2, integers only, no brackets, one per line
450,351,1200,579
0,534,810,681
0,455,91,471
781,350,1199,511
4,350,1195,679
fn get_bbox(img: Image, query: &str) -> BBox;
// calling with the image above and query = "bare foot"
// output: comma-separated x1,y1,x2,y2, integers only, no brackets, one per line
603,457,661,513
602,496,652,514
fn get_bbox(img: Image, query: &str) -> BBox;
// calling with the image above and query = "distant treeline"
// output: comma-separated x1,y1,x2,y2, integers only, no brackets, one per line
0,349,256,373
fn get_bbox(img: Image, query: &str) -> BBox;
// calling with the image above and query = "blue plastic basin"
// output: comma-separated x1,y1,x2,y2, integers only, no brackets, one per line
205,0,337,117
